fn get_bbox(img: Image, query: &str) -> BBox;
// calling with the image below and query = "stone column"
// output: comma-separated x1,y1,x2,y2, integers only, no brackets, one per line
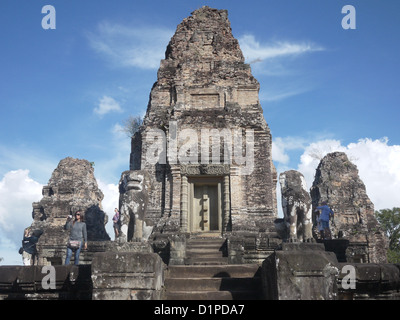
229,165,241,231
169,166,181,232
180,175,188,232
223,175,230,232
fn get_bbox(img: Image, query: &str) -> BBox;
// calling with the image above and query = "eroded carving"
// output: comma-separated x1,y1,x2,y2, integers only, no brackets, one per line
279,170,313,242
119,170,152,242
180,164,230,176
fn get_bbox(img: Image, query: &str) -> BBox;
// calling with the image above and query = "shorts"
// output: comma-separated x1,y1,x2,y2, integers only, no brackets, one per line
321,220,330,229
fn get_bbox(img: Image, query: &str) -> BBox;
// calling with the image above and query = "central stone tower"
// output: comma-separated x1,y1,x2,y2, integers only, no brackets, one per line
120,7,279,264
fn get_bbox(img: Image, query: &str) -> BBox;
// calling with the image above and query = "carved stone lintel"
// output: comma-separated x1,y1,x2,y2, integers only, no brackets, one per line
180,164,230,176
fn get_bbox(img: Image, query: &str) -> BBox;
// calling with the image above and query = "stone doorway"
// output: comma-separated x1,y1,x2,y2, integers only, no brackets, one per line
188,177,222,233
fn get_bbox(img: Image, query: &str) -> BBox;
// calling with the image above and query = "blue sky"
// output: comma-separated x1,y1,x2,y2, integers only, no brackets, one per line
1,0,400,265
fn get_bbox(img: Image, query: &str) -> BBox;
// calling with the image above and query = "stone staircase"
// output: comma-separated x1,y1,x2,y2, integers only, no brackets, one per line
185,236,228,265
163,235,263,300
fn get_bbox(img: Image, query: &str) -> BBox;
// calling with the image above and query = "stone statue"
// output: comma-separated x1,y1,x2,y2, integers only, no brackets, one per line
279,170,313,242
119,170,152,242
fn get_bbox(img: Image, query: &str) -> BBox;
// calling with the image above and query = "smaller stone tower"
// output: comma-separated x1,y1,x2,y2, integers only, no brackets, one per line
310,152,388,263
27,157,110,265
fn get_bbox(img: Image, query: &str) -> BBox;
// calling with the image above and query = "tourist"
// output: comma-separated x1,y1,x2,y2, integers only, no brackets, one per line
315,201,334,240
21,228,42,265
112,208,121,239
64,211,87,265
315,212,325,239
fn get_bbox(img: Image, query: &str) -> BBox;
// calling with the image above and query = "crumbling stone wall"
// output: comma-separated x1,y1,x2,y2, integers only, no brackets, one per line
337,263,400,299
0,265,92,300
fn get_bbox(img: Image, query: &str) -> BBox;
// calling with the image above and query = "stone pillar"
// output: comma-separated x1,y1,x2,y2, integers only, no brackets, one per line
229,165,242,231
223,175,230,232
167,166,181,232
180,175,188,232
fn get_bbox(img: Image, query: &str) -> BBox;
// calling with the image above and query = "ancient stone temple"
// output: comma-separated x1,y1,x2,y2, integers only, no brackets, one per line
123,6,279,263
27,157,110,265
3,7,399,302
310,152,388,263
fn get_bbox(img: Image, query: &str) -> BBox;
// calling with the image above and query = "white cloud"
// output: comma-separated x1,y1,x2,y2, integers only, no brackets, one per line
0,121,131,263
91,123,131,184
293,137,400,211
0,168,122,264
0,145,56,184
273,137,400,217
238,34,324,65
112,123,125,136
297,139,347,188
94,95,123,116
239,34,324,102
260,88,309,102
0,170,43,265
272,136,309,165
87,21,173,70
345,138,400,210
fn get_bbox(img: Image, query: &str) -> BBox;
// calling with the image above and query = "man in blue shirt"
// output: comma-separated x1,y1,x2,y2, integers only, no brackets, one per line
315,201,334,240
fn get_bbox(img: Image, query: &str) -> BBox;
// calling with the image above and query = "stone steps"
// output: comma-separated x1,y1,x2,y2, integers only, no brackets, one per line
165,291,233,300
163,264,262,300
167,264,261,278
163,236,262,300
185,237,228,265
165,290,259,300
165,276,261,292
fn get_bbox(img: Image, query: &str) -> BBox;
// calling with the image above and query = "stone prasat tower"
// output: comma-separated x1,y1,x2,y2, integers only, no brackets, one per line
121,6,279,263
28,157,110,265
310,152,388,263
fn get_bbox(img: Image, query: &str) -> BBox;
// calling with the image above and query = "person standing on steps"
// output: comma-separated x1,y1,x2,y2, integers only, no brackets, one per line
315,201,334,240
64,210,87,265
112,208,121,239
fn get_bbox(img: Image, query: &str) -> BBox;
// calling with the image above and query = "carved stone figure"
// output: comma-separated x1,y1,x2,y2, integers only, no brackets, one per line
119,170,152,242
279,170,313,242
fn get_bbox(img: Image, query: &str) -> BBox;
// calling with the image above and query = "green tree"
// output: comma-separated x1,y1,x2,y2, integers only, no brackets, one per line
375,207,400,263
